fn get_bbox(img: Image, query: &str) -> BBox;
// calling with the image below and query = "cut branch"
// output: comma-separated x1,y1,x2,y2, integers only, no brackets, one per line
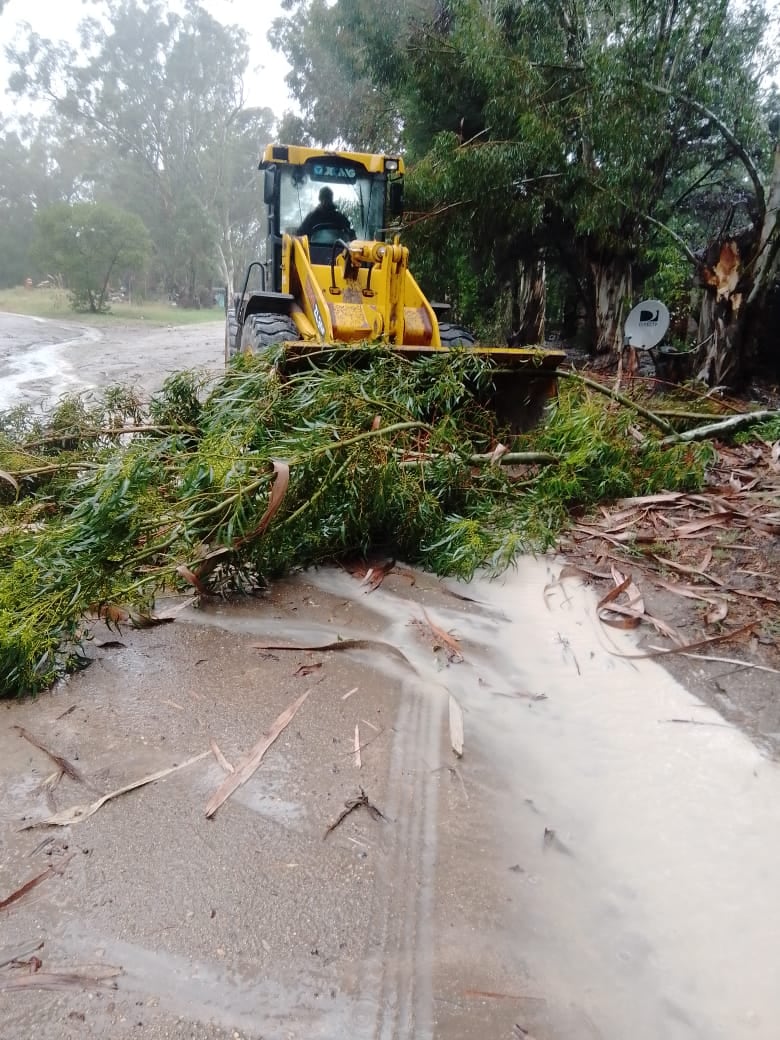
660,410,779,445
557,371,675,434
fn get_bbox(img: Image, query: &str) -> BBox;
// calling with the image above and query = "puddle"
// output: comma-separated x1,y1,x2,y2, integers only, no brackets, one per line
57,929,354,1037
0,320,102,408
309,557,780,1039
1,558,777,1038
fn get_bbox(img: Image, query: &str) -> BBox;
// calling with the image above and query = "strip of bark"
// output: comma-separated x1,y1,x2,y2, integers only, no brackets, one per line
204,691,310,818
607,621,756,663
209,740,234,774
26,751,211,829
449,695,465,758
0,854,74,911
0,968,120,992
14,726,87,786
353,724,362,769
0,940,44,969
253,638,415,671
422,609,464,662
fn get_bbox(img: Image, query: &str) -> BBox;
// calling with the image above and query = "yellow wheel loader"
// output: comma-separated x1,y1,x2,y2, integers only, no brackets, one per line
227,144,564,430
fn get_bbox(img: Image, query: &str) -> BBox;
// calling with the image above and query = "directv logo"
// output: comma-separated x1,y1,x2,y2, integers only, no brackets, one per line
639,309,660,325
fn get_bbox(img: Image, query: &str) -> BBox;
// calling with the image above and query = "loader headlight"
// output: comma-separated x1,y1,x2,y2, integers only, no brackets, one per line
384,158,399,172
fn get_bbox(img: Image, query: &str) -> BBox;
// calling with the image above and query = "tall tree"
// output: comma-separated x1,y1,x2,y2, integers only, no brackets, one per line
0,114,102,287
9,0,275,298
269,0,416,150
273,0,777,379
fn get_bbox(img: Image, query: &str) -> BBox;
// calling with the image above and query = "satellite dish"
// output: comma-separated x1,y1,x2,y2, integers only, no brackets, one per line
624,299,670,350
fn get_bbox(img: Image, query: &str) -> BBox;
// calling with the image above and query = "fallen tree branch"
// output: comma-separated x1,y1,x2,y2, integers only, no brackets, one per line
557,371,674,434
22,424,197,449
323,787,387,838
400,450,558,468
6,463,100,479
660,410,779,445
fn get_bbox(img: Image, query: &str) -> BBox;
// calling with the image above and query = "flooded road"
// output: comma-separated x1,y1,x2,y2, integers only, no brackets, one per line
2,562,778,1039
0,311,221,408
0,314,99,409
1,311,779,1038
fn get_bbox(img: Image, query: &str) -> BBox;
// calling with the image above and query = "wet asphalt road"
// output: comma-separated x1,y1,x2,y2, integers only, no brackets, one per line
0,311,222,410
1,311,780,1039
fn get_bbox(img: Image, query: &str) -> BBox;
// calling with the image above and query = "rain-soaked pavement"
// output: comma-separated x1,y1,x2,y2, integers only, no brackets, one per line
0,311,221,408
1,313,779,1039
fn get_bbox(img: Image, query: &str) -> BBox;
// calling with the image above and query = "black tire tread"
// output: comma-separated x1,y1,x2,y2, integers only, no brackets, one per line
438,322,476,347
225,307,239,362
240,313,299,355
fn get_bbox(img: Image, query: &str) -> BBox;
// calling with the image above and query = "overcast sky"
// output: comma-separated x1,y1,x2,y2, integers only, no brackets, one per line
0,0,296,117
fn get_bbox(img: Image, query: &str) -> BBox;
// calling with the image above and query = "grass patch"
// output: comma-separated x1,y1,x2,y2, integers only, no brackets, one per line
0,350,714,697
0,286,223,326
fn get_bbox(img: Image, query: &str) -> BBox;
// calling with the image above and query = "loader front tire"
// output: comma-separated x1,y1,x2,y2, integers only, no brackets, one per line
438,322,476,347
240,313,299,356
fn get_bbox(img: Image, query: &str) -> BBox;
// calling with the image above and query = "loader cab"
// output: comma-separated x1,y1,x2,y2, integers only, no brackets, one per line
259,144,404,293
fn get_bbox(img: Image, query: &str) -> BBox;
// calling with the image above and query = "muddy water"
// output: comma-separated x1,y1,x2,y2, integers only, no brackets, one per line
302,560,780,1039
0,312,223,409
1,559,778,1039
0,314,100,408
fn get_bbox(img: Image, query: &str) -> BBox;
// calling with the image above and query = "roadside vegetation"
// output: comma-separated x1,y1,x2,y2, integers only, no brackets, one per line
0,287,224,326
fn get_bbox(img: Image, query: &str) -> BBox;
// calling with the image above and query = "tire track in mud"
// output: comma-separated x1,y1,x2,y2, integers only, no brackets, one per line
303,569,455,1040
352,676,443,1040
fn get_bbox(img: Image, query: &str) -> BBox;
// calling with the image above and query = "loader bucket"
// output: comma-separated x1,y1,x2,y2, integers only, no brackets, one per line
264,340,567,434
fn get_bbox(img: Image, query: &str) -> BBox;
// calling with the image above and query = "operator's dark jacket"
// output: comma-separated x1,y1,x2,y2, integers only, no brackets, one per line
296,201,354,240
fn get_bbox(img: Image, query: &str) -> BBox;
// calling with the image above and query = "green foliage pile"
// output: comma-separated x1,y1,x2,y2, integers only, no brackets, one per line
0,352,711,697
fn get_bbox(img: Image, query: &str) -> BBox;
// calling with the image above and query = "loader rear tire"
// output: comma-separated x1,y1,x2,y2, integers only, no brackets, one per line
438,322,476,347
240,313,299,356
225,307,239,363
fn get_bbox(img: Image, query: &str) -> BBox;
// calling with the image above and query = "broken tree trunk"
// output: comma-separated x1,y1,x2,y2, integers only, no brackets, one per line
694,229,755,387
695,142,780,387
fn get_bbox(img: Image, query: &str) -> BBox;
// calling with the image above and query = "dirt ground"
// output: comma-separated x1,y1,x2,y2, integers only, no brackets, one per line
1,312,779,1039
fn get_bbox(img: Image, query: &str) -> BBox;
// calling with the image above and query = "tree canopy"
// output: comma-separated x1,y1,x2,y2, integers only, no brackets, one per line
4,0,275,299
34,201,151,312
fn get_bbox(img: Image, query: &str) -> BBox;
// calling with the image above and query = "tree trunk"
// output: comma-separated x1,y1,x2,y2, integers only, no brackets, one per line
587,253,632,355
508,257,546,344
694,229,755,387
695,142,780,386
216,241,234,299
